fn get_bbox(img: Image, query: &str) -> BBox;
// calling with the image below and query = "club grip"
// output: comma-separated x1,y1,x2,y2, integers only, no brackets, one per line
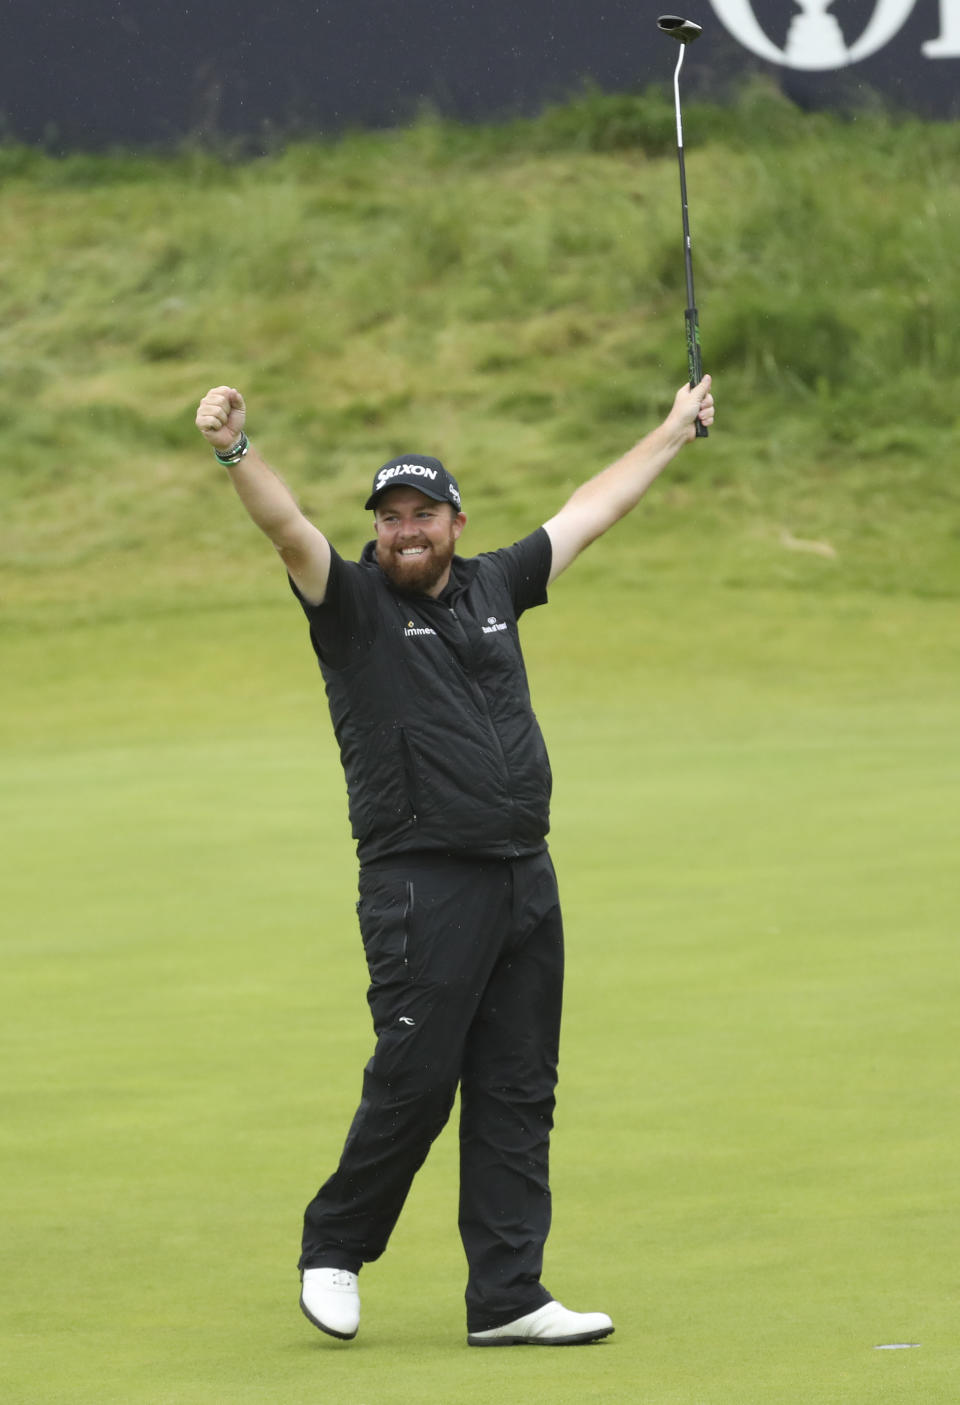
685,306,708,439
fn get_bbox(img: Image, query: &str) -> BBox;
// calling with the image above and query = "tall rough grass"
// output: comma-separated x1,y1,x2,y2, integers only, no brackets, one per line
1,83,958,614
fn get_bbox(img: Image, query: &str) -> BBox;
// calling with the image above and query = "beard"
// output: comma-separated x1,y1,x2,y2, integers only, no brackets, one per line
376,534,457,594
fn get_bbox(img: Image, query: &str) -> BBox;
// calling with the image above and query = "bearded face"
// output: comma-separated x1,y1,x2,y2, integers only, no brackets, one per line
373,488,465,596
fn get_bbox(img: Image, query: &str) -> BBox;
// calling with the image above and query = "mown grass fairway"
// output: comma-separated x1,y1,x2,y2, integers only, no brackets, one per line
3,577,958,1404
2,90,959,1403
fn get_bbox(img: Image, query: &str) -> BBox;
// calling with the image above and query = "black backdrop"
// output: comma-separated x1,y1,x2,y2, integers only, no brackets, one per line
2,1,958,149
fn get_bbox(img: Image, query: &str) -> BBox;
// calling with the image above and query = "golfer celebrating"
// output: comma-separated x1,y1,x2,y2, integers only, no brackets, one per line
195,376,714,1346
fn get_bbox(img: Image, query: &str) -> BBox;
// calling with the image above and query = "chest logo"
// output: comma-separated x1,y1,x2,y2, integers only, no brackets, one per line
404,621,437,638
482,616,508,634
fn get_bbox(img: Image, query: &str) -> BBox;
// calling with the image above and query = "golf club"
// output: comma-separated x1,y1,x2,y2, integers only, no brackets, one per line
658,15,707,437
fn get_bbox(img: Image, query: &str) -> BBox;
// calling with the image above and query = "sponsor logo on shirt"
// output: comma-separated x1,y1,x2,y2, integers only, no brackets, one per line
402,616,508,638
404,621,437,637
482,616,508,634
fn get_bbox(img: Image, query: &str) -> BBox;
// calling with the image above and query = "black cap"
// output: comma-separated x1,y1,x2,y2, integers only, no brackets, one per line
364,455,462,512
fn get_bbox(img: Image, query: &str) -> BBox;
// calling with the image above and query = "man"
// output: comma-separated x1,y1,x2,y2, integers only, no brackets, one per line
194,375,715,1347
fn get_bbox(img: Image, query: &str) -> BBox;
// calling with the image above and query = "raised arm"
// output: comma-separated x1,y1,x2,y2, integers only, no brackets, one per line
543,376,714,584
195,386,331,604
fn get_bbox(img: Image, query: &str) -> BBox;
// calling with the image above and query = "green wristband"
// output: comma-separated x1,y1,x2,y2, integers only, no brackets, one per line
214,432,249,466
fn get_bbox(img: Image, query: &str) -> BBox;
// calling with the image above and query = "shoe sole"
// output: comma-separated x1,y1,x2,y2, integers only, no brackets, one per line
467,1325,614,1347
299,1294,358,1341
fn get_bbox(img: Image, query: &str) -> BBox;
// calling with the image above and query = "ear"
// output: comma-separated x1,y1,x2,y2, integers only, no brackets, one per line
452,511,467,541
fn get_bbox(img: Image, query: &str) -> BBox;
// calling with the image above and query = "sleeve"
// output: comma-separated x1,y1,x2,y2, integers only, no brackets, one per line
485,526,553,617
287,546,378,670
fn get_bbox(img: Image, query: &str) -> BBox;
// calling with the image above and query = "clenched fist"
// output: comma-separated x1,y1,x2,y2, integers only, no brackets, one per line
196,386,246,452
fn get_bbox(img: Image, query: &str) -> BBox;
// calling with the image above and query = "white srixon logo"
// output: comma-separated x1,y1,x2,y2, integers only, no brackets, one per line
710,0,960,71
376,463,439,491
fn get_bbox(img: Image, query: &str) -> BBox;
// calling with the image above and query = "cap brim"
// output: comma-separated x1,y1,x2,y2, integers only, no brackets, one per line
365,484,457,511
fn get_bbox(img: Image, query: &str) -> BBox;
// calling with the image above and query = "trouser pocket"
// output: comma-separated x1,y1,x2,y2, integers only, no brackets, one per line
357,870,416,986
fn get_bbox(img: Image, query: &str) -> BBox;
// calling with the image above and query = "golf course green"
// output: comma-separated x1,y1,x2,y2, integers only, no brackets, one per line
2,89,958,1401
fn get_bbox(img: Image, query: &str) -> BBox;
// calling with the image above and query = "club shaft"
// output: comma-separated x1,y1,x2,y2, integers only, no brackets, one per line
671,46,707,435
673,47,696,312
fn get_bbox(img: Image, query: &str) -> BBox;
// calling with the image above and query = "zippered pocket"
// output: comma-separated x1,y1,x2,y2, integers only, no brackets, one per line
357,872,417,986
401,880,414,971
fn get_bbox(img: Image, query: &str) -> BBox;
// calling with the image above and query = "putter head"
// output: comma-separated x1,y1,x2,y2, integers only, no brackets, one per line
657,15,703,44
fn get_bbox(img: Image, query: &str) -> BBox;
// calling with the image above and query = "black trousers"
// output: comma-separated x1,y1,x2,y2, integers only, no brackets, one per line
299,851,564,1332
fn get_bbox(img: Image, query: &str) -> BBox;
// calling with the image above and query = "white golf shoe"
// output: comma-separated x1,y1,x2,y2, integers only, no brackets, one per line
467,1299,614,1347
299,1267,361,1340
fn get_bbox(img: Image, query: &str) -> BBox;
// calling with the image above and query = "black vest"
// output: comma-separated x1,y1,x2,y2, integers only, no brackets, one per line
317,543,552,864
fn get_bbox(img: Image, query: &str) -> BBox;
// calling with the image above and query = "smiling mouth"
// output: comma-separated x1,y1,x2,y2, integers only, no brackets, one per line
399,547,428,556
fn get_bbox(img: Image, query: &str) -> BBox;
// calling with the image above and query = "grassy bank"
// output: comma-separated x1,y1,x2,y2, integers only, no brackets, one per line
1,85,959,617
